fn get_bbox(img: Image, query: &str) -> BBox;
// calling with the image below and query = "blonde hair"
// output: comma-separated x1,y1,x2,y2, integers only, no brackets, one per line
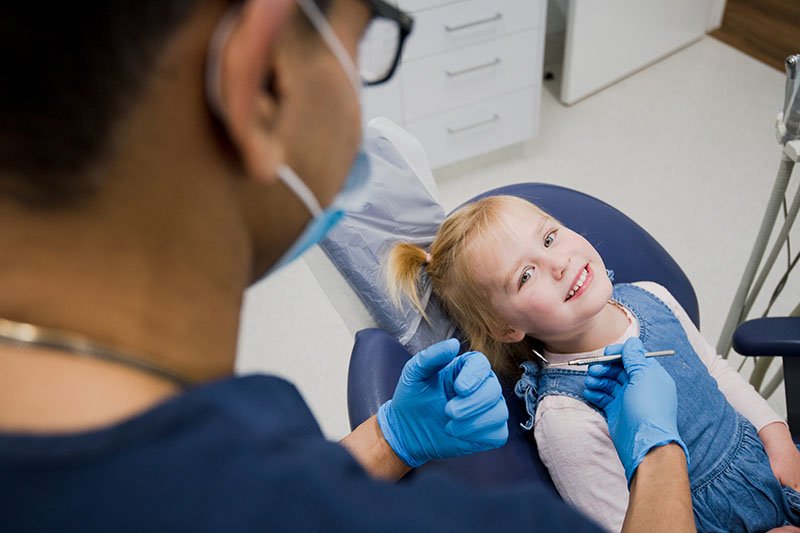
386,195,553,378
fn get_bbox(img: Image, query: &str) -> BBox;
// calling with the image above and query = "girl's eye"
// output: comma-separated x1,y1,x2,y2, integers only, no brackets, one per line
519,267,534,288
544,230,557,248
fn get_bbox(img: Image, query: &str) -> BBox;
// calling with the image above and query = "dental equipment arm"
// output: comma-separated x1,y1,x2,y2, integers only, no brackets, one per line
782,55,800,142
717,54,800,366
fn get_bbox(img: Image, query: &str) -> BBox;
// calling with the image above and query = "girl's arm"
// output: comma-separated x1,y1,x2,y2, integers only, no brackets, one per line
535,396,629,532
636,282,795,487
759,421,800,490
636,282,783,431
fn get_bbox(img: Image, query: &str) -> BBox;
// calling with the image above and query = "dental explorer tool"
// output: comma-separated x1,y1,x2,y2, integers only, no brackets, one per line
545,350,676,367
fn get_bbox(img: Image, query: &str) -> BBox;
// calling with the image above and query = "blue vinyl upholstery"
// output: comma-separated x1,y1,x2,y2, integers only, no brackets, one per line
733,318,800,357
733,317,800,434
347,182,698,489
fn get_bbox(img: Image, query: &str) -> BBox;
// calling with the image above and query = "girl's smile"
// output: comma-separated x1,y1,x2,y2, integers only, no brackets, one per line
565,263,593,302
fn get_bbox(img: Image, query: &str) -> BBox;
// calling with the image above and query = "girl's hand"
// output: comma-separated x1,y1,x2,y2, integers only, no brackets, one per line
771,448,800,491
759,421,800,490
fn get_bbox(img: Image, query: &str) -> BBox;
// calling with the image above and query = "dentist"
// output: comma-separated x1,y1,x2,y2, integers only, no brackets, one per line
0,0,691,530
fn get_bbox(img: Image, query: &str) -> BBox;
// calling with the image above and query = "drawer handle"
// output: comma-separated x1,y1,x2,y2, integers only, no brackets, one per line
447,114,500,134
445,57,501,78
444,13,503,33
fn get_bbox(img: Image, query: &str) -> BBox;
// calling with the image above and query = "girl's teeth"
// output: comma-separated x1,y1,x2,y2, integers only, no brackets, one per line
573,269,588,291
568,268,589,299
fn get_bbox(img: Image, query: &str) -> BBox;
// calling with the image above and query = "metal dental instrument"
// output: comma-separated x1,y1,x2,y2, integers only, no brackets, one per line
784,55,798,117
544,349,676,367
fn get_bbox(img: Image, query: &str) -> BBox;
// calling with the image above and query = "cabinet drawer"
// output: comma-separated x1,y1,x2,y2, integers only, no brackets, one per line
402,30,541,121
362,72,404,126
398,0,462,13
403,0,543,61
404,87,538,168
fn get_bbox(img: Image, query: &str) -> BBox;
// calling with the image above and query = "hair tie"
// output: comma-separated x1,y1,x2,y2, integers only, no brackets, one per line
425,252,432,265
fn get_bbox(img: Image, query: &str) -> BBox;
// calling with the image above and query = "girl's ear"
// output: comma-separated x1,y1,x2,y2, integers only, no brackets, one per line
491,326,526,344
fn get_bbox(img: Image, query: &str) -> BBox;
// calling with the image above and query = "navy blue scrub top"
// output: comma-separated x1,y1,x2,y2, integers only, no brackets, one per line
0,375,601,532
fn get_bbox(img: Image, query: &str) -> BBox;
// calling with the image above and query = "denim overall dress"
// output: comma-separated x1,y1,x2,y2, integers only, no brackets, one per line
515,283,800,532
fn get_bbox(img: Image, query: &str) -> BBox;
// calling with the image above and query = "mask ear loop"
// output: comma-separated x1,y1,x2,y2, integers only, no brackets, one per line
295,0,362,99
278,0,364,218
275,164,323,217
205,5,242,124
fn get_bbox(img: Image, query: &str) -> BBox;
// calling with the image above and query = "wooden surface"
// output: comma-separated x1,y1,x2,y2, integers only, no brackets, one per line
711,0,800,71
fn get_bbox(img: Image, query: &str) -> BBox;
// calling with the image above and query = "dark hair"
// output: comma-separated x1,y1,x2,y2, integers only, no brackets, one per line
0,1,201,208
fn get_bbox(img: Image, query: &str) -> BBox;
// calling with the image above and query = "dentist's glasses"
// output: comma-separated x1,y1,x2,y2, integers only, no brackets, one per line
358,0,414,86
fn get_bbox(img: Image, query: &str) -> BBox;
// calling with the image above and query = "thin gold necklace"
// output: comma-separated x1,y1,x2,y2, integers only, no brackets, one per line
0,317,193,388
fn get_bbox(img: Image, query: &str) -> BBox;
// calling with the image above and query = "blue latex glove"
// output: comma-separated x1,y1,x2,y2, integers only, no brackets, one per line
582,337,689,484
377,338,509,468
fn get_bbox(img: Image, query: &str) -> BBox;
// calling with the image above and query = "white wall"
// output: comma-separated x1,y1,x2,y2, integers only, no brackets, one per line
707,0,727,31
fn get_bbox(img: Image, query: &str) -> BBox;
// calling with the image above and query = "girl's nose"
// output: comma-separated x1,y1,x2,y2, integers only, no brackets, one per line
551,255,569,280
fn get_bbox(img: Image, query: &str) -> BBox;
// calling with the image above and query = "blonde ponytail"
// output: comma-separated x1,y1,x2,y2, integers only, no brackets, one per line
386,242,430,319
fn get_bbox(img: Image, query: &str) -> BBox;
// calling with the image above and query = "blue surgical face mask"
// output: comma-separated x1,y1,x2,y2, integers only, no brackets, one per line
269,151,371,272
205,0,370,277
266,0,368,273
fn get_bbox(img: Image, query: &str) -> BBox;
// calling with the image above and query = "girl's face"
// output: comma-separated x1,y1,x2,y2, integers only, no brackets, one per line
474,203,613,348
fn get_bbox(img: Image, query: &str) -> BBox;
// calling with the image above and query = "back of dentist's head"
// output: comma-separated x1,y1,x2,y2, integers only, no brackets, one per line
387,195,552,378
0,1,206,208
0,1,334,210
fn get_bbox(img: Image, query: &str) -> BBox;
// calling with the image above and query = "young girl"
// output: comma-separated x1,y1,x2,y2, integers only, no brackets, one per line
387,195,800,532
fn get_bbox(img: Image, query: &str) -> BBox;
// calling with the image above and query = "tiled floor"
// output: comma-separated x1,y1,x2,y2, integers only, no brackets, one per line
236,36,800,440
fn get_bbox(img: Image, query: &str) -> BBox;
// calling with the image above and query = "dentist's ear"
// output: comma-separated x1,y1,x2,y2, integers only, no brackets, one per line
210,0,294,184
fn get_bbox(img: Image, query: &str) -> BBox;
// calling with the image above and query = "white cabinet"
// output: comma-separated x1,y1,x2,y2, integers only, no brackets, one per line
362,0,546,168
560,0,710,105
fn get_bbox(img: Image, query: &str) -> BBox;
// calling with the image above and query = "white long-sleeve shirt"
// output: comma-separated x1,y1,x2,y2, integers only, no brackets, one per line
532,281,784,533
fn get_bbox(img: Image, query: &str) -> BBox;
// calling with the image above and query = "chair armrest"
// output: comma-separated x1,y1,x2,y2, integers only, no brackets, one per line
732,317,800,357
347,328,408,430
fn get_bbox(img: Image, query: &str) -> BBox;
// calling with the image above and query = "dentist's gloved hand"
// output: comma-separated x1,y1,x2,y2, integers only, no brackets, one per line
377,338,509,468
582,337,689,484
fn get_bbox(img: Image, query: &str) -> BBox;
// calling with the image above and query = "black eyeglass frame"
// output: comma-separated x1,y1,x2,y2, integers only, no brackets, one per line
360,0,414,86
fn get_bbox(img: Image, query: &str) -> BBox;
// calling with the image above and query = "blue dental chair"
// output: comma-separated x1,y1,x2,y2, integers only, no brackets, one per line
346,181,700,490
732,318,800,437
